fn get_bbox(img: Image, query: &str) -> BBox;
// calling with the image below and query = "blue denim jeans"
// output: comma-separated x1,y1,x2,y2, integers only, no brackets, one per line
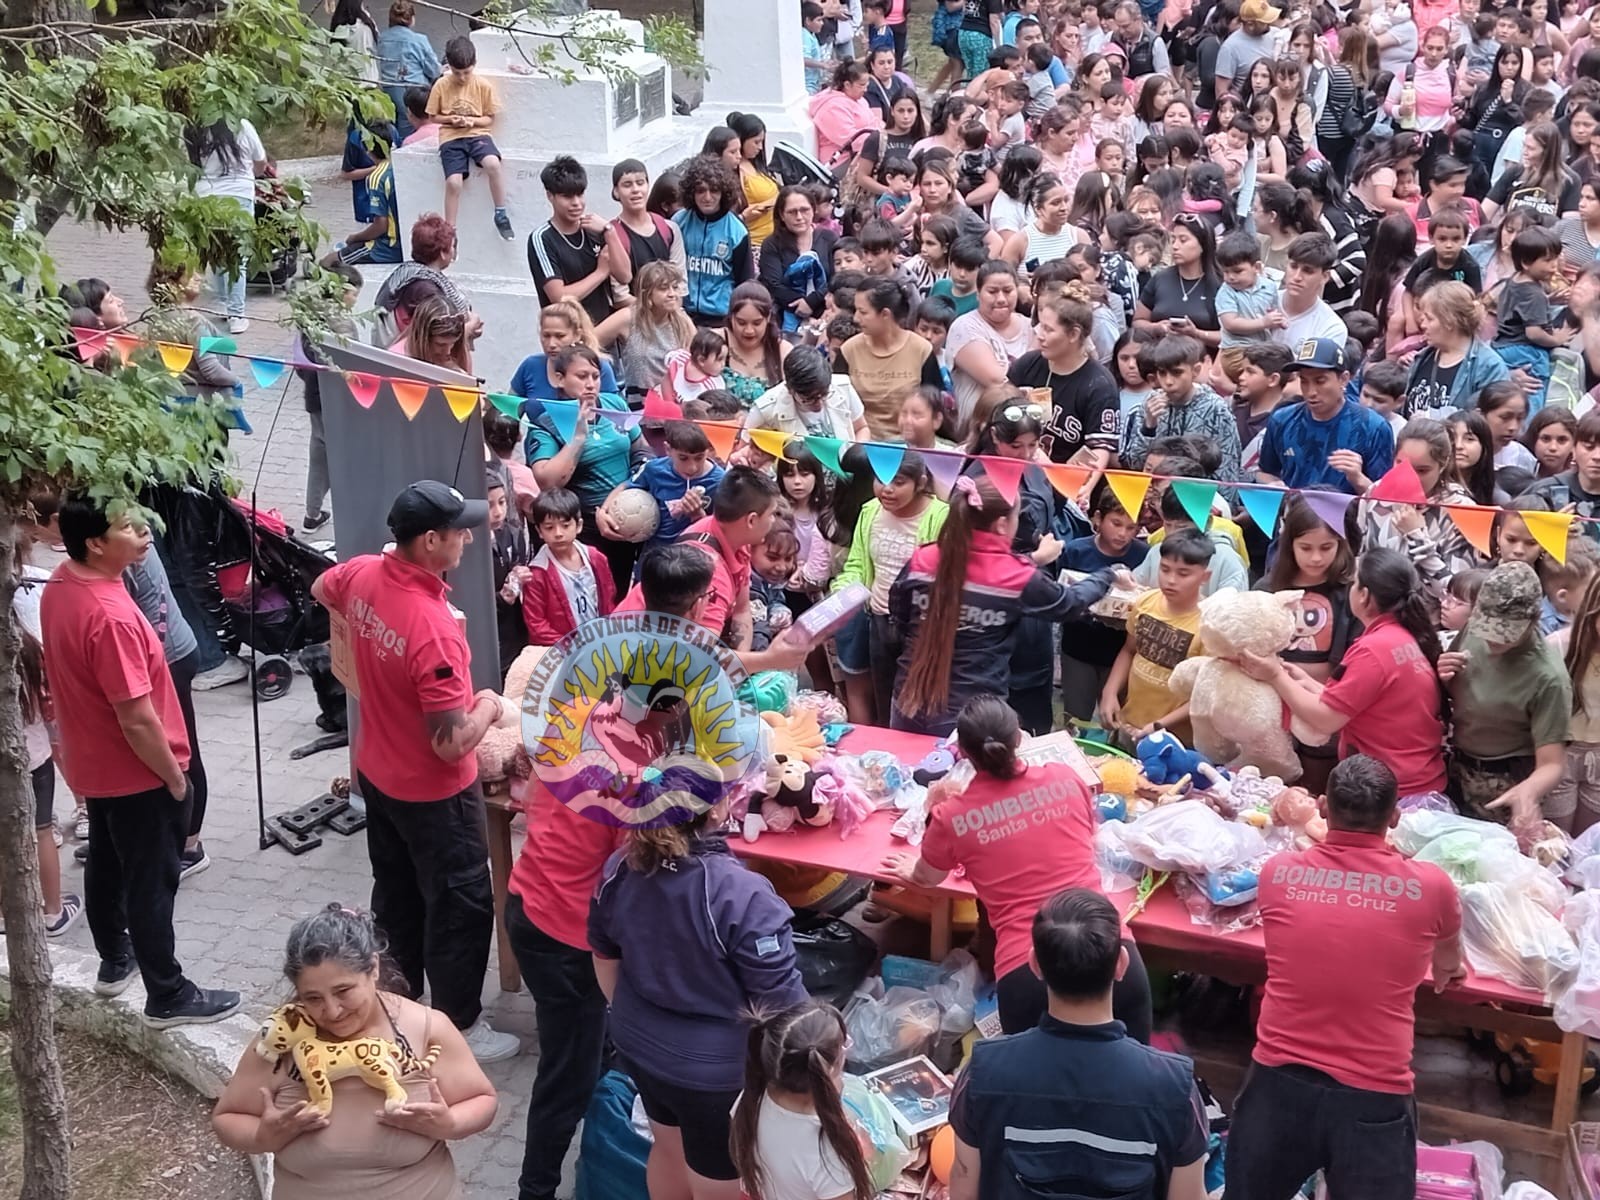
210,194,254,319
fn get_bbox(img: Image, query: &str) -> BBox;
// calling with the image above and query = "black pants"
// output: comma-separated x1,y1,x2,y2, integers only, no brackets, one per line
360,774,495,1031
1008,682,1055,736
507,895,609,1200
84,782,193,1008
581,509,637,603
868,612,902,729
996,938,1153,1043
1223,1062,1416,1200
169,649,207,840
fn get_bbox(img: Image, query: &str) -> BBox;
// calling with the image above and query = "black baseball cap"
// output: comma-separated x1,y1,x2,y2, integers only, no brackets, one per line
387,480,489,541
1284,337,1353,373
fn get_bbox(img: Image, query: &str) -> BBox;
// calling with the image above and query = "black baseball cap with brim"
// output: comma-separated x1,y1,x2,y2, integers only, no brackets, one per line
1284,337,1353,373
388,480,490,541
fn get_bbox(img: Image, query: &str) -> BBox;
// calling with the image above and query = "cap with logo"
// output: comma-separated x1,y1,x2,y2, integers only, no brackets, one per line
387,480,490,542
1285,337,1352,373
1467,561,1542,646
1240,0,1283,22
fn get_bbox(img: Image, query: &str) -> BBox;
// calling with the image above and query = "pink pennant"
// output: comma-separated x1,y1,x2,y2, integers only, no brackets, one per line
1369,458,1427,506
72,326,109,362
978,455,1026,505
347,371,382,409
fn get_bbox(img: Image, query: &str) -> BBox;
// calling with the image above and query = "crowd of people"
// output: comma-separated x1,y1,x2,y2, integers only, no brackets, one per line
32,0,1600,1196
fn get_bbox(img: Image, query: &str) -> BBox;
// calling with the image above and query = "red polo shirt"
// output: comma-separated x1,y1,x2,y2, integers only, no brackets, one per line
615,516,751,637
319,551,476,801
1255,830,1460,1093
508,782,623,950
40,564,190,799
1320,614,1448,796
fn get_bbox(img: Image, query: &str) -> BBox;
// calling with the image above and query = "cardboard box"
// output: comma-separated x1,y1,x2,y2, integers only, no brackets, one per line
327,608,360,700
1569,1121,1600,1200
1017,729,1101,794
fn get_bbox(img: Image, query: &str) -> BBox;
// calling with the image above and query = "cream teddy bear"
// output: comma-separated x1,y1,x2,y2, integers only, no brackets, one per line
1166,588,1309,784
476,644,549,785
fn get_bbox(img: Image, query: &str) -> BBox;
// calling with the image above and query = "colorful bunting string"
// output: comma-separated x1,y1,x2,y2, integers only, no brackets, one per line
390,379,430,420
443,386,481,422
1302,489,1357,536
747,427,794,460
1105,471,1152,523
1448,505,1499,558
1169,479,1218,531
1522,509,1576,565
1238,487,1285,538
699,420,742,463
346,371,383,410
863,442,906,486
977,455,1025,505
156,342,194,374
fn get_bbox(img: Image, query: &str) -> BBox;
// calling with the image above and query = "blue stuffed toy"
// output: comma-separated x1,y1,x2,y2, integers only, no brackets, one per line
1136,729,1227,792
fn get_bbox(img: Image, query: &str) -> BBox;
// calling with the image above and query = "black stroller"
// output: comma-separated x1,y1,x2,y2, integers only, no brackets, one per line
769,139,845,226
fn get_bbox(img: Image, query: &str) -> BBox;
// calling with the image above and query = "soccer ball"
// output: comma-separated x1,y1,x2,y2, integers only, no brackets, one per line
601,489,659,543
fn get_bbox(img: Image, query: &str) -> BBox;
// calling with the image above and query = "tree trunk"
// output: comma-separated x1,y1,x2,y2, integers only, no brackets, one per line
0,510,72,1200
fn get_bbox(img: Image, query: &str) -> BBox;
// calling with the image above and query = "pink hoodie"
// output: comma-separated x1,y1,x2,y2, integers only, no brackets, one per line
808,88,883,164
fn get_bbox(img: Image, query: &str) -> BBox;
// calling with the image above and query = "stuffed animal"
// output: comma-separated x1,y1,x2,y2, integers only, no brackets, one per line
1135,729,1229,795
761,709,827,765
744,756,833,840
1166,589,1307,783
476,644,549,785
255,1003,442,1116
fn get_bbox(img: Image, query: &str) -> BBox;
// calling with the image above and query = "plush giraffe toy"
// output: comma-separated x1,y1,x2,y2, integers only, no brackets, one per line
255,1003,442,1116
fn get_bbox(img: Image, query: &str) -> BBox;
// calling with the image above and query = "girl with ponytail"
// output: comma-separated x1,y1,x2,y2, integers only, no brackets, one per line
1234,547,1451,808
730,1002,874,1200
884,695,1154,1039
889,474,1125,736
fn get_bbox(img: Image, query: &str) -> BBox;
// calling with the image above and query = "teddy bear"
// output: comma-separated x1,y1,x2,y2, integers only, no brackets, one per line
475,644,549,786
1166,588,1308,784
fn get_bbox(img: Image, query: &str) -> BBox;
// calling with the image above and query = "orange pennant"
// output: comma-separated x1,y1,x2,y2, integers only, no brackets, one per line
1105,471,1152,521
1444,504,1498,558
109,333,140,364
1041,463,1092,501
698,420,741,462
390,379,429,420
442,386,480,422
1522,509,1575,565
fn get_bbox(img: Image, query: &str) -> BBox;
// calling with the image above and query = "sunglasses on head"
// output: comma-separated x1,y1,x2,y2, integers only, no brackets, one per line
999,402,1045,423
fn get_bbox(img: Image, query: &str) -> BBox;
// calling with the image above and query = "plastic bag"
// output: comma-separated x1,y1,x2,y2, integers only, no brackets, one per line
1568,823,1600,889
844,986,942,1072
1175,872,1262,932
1460,882,1580,995
1096,820,1143,893
1447,1140,1504,1200
1391,811,1518,858
1503,1185,1560,1200
1403,817,1567,914
1555,891,1600,1036
792,910,880,1006
1117,801,1267,875
841,1075,915,1190
927,949,983,1034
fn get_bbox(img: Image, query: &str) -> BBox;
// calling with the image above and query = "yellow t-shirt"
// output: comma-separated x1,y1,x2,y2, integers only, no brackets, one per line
1121,591,1205,742
426,72,500,143
740,164,780,247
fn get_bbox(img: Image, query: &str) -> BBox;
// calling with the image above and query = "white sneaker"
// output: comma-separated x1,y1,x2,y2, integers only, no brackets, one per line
227,316,250,334
192,656,248,691
461,1018,521,1063
73,810,90,841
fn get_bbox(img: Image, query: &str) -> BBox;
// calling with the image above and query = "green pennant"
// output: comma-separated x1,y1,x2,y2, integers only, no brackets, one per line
488,392,523,418
198,335,238,356
1168,478,1217,531
804,435,851,479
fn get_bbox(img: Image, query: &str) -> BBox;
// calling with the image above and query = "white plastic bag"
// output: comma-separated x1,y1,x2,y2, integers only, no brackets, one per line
1503,1184,1560,1200
1555,891,1600,1037
1095,819,1143,892
1568,823,1600,889
1117,801,1267,875
1460,882,1580,995
844,986,942,1069
927,949,983,1034
1391,811,1517,858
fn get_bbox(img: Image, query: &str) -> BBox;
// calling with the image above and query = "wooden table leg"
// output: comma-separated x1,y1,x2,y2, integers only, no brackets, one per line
930,898,953,960
1553,1029,1588,1132
485,802,521,994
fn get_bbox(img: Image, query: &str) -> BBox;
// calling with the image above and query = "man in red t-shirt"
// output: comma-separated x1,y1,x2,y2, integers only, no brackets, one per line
41,497,239,1028
1225,755,1464,1200
312,480,519,1063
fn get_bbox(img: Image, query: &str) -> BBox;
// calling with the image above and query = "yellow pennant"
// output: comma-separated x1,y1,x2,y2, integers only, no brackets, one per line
1104,471,1152,522
157,342,194,374
443,386,480,422
746,427,794,460
1521,509,1575,565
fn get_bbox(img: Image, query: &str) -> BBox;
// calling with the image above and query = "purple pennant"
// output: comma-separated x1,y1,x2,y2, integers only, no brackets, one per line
598,408,642,431
288,334,319,371
921,450,967,499
1301,489,1357,536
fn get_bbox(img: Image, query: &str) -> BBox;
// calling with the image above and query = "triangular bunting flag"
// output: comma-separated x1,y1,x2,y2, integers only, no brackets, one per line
157,342,194,374
1105,471,1151,521
348,371,383,410
978,456,1026,505
109,333,140,364
804,436,850,479
698,420,741,462
72,326,108,362
642,390,683,422
599,408,643,431
1522,509,1575,564
289,336,319,371
1369,457,1427,505
1041,463,1092,501
863,442,906,485
443,386,480,422
747,428,794,460
1169,479,1218,531
1238,487,1286,536
544,399,580,444
248,357,287,389
1301,489,1357,536
922,450,965,499
390,379,429,419
198,335,238,356
488,392,524,419
1445,504,1498,558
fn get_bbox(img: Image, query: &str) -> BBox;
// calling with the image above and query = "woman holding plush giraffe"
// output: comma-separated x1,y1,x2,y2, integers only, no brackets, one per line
213,905,497,1198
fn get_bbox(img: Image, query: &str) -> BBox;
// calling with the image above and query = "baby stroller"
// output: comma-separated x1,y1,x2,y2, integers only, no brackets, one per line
248,167,307,293
214,499,338,710
768,139,845,226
